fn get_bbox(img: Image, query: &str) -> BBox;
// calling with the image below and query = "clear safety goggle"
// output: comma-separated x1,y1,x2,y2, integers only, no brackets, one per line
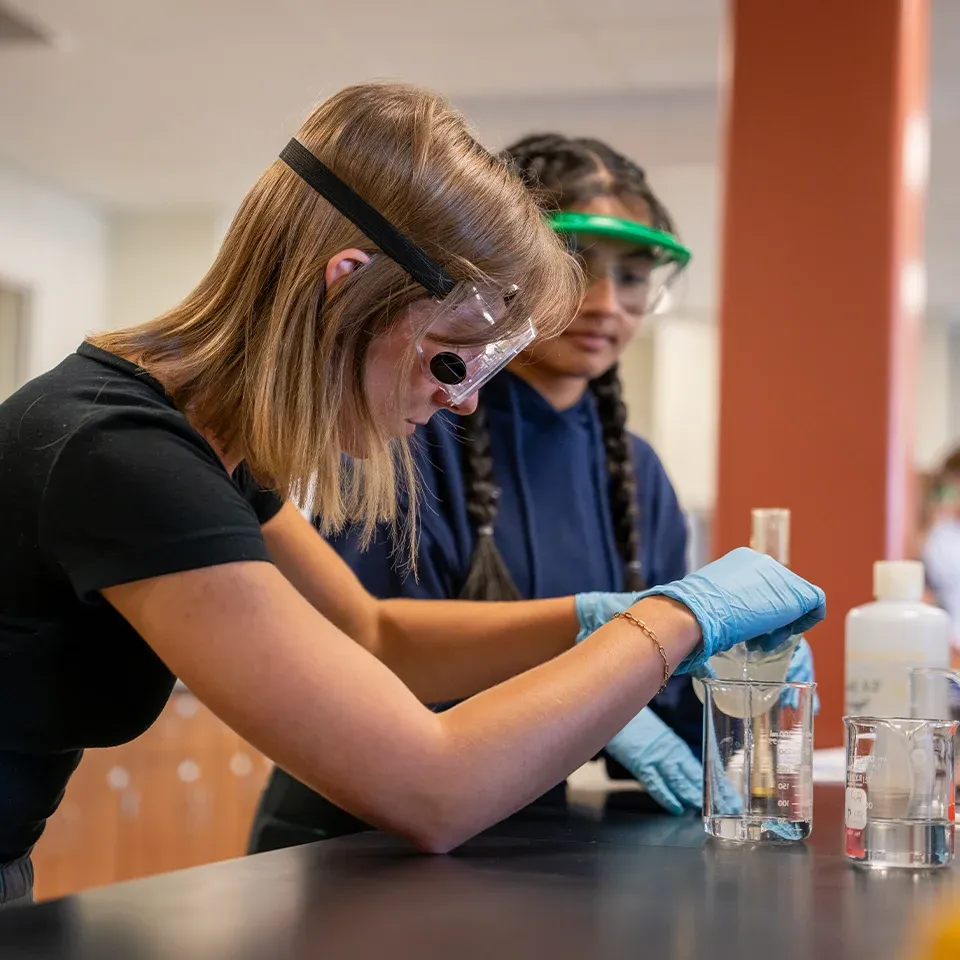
415,282,536,407
549,211,691,316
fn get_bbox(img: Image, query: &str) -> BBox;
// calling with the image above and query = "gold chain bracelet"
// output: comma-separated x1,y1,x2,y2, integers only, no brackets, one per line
612,610,670,695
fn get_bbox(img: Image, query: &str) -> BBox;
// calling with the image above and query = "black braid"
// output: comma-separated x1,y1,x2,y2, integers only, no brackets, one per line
458,134,673,598
457,404,522,601
501,133,676,234
589,366,645,590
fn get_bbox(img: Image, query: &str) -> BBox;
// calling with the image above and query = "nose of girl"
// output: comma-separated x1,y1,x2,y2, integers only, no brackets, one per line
435,390,480,416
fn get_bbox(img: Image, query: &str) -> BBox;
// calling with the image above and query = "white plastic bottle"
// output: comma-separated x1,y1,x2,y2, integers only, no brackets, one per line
844,560,950,718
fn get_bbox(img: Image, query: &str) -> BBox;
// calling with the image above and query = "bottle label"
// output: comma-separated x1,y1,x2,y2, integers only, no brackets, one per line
844,786,868,830
845,776,868,859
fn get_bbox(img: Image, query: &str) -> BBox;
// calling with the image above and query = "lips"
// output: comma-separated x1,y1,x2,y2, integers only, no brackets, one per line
563,330,615,352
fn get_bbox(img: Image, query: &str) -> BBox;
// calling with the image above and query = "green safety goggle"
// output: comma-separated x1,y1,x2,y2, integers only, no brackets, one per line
548,210,691,315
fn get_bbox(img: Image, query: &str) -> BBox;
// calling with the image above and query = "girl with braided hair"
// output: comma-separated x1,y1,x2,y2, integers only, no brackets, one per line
249,134,711,851
459,132,687,602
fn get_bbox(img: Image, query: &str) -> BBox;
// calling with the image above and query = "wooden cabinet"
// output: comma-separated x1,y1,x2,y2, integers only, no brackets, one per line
31,691,273,901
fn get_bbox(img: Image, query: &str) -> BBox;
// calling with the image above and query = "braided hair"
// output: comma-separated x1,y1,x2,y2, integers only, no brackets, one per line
456,135,678,601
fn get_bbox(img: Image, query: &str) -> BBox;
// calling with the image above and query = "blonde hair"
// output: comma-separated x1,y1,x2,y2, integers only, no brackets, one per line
89,82,582,550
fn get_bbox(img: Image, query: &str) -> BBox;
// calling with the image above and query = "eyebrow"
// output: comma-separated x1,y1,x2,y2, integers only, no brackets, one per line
621,248,659,262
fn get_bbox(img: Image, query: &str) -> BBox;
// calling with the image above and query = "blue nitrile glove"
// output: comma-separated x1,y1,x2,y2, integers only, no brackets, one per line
575,548,826,676
783,636,820,714
605,708,703,815
785,636,814,683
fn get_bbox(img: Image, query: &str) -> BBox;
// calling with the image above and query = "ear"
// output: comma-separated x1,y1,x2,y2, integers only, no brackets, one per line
324,248,371,291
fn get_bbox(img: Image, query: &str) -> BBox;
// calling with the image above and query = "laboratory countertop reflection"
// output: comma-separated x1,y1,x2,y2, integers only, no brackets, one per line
1,785,956,960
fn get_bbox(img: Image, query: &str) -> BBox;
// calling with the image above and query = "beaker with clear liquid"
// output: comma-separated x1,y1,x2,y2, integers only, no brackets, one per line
843,716,958,869
702,679,815,842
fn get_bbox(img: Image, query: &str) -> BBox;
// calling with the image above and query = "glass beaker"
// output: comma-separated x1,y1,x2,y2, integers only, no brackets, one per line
702,679,815,843
910,667,960,800
843,716,958,869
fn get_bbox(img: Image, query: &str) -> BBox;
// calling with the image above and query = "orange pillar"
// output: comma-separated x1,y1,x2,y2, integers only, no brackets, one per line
715,0,929,744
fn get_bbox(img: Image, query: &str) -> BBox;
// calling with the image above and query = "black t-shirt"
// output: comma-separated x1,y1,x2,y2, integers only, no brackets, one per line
0,343,284,861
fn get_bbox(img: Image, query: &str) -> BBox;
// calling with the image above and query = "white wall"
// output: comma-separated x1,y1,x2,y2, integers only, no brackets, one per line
648,317,719,512
108,208,222,330
619,163,721,511
619,331,655,442
916,311,953,469
463,89,721,172
0,284,29,401
924,321,960,468
926,135,960,311
0,172,222,381
0,165,107,379
950,327,960,448
644,163,721,318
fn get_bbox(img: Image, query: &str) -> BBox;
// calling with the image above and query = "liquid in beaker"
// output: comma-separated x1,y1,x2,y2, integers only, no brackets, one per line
702,679,815,843
843,716,958,869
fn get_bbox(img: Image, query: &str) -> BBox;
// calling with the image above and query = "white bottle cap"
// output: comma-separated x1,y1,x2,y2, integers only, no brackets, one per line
873,560,924,601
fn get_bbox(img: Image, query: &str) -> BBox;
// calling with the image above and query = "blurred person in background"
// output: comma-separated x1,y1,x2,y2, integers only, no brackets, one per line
249,134,819,853
922,448,960,664
0,82,826,906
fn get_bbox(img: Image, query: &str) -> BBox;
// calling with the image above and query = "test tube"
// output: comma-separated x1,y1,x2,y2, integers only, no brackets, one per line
747,508,793,805
750,508,790,567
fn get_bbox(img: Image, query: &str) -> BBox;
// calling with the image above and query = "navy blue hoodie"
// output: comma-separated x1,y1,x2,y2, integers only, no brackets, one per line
326,370,702,749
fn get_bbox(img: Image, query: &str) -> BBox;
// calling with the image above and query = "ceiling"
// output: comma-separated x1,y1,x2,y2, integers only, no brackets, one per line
0,0,723,205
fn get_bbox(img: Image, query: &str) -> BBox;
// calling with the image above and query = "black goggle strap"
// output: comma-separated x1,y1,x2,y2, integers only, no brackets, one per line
279,138,456,300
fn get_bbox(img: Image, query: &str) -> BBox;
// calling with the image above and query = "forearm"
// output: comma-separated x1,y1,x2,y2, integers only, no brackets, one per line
265,506,578,699
117,557,699,853
375,595,580,702
425,595,699,848
263,504,644,705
